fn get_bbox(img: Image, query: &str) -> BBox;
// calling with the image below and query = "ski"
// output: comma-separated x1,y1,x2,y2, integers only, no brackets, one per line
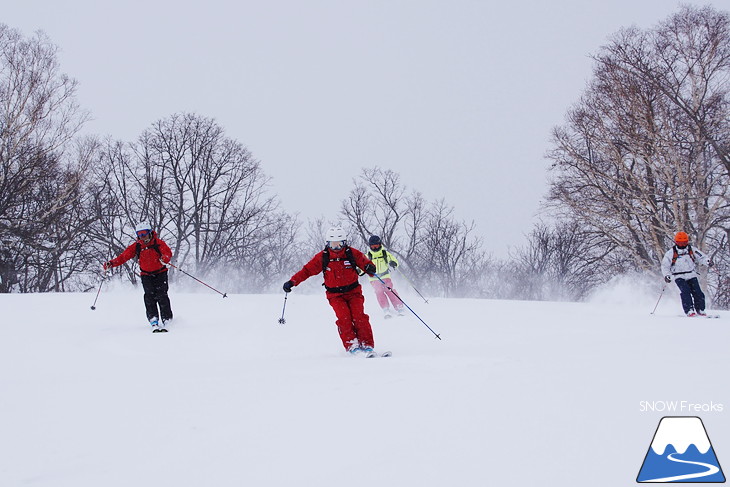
349,349,392,358
366,350,392,358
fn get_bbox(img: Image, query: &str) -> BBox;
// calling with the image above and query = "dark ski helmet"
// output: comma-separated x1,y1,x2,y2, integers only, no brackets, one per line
368,235,382,246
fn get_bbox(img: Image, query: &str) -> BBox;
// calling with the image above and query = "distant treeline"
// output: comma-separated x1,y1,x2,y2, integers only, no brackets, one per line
2,5,730,306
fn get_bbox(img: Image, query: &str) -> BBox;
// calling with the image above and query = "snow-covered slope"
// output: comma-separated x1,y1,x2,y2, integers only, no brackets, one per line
2,279,729,487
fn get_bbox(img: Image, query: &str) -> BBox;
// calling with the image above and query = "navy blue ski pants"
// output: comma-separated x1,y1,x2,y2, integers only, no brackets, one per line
674,277,705,314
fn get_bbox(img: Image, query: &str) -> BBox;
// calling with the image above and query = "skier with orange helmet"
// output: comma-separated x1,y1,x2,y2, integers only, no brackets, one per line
660,231,713,317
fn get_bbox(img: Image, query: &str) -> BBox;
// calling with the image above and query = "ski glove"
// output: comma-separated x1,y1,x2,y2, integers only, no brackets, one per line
664,275,671,283
283,280,294,293
389,261,397,268
364,263,376,276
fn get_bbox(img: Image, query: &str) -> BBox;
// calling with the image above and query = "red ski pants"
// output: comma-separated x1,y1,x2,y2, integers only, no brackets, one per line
369,277,403,311
326,288,374,351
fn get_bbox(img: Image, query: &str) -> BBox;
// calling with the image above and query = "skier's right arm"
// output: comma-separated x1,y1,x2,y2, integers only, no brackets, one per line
660,249,672,281
287,252,325,289
105,243,137,270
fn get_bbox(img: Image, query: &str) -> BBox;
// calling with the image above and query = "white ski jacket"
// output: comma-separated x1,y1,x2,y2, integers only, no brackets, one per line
660,245,710,281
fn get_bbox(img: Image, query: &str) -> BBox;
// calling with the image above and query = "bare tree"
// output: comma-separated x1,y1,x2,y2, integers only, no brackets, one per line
341,168,487,298
598,6,730,175
504,221,610,301
412,199,487,297
342,167,411,248
0,25,89,292
84,137,152,284
546,5,730,278
91,113,292,292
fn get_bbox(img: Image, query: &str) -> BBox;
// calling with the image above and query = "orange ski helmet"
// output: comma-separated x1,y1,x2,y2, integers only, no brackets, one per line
674,231,689,246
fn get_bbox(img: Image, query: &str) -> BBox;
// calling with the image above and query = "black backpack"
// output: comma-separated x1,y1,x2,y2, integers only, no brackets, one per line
322,246,360,274
135,241,162,259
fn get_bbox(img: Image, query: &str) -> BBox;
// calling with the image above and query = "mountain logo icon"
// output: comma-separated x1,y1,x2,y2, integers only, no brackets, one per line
637,416,725,483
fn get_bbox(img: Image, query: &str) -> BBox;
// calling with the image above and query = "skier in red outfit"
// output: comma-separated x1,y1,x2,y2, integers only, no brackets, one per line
103,222,174,332
283,227,378,354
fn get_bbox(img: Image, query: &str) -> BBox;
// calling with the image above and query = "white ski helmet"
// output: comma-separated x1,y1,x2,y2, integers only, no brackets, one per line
325,226,347,249
135,221,153,234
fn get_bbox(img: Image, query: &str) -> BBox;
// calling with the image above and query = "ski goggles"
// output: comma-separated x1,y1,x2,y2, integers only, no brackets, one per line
370,244,382,250
136,229,151,238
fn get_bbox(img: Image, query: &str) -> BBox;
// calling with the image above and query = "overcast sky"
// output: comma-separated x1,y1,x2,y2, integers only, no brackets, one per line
4,0,727,255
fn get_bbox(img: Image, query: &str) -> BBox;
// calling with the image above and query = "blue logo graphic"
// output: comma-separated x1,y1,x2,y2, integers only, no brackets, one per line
637,416,725,483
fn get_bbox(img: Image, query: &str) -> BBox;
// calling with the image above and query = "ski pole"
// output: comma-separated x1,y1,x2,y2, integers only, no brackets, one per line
166,262,228,298
90,271,106,310
278,292,288,324
650,282,667,315
374,274,441,340
395,267,429,304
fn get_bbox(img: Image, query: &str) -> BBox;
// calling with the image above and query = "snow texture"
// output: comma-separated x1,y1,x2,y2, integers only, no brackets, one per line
1,278,729,487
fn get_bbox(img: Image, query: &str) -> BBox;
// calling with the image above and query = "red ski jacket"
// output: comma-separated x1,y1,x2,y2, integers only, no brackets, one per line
108,232,173,276
290,246,373,293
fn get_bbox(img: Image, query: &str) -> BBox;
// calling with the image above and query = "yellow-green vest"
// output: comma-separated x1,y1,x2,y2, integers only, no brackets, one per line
366,247,399,281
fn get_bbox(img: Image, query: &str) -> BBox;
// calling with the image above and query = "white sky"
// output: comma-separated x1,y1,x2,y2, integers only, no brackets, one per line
4,0,727,255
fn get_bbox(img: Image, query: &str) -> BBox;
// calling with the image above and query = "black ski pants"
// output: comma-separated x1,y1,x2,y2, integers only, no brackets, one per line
675,277,705,314
141,271,173,322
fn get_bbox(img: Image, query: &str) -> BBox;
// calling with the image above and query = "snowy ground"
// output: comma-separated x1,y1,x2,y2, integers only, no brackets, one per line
2,277,729,486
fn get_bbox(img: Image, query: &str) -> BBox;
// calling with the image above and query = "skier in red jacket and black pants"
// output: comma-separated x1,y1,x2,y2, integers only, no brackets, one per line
284,227,377,354
103,222,174,332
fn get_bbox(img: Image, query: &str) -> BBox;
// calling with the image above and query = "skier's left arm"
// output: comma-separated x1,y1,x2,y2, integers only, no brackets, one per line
353,248,376,276
158,240,173,265
696,249,713,267
386,251,399,269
